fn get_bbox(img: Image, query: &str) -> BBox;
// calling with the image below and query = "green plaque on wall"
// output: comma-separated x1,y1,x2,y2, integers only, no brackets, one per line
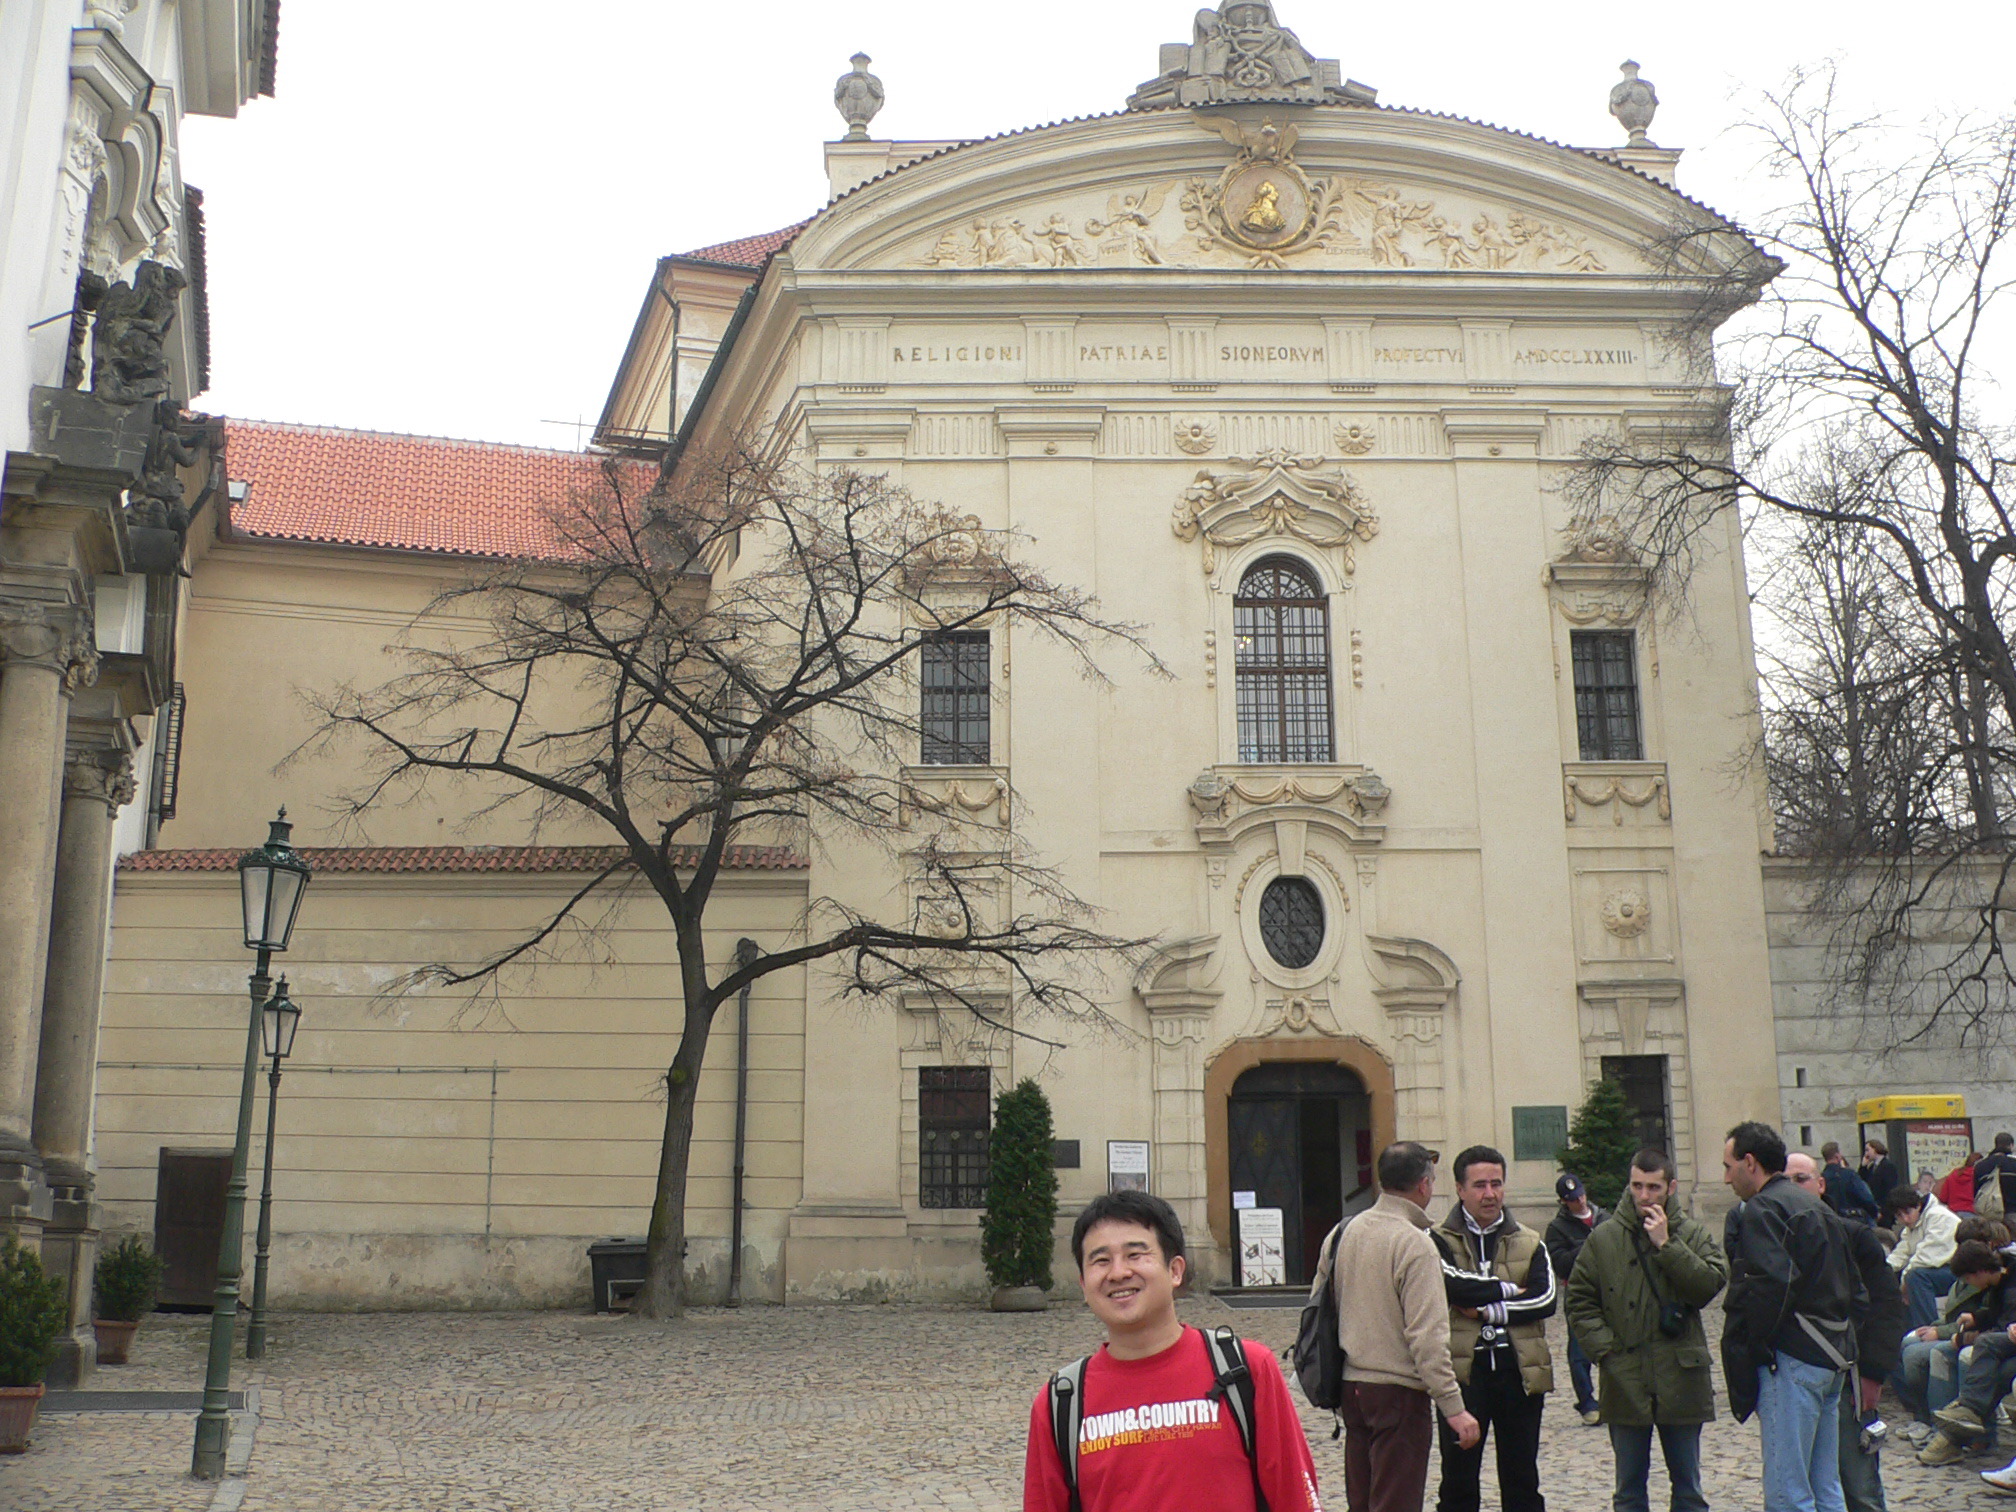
1512,1105,1570,1164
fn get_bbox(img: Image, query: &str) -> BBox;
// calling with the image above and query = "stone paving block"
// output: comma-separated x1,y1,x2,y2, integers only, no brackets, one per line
0,1300,2003,1509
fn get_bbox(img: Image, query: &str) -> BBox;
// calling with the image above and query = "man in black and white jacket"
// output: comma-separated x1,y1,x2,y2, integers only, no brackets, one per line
1432,1145,1558,1512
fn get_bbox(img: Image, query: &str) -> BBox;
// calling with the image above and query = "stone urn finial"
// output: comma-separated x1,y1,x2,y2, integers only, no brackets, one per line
1609,60,1659,147
834,53,885,142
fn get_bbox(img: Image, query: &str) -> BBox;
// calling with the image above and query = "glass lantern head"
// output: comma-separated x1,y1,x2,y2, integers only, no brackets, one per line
238,808,312,953
262,977,302,1059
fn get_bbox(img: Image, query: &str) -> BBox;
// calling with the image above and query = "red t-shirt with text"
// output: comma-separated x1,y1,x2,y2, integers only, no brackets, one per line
1023,1328,1323,1512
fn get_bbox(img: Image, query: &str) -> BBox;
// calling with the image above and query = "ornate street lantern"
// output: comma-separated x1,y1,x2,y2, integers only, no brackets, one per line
237,808,311,953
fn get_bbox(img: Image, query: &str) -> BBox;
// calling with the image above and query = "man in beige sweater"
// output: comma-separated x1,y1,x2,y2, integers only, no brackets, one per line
1332,1142,1482,1512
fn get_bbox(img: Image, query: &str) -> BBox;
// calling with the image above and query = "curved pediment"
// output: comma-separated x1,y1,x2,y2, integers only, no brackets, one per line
788,106,1756,281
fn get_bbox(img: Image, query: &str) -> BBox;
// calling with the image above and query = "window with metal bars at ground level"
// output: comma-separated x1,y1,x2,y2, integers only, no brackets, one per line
920,632,990,765
1571,630,1643,761
1234,556,1334,763
919,1065,991,1208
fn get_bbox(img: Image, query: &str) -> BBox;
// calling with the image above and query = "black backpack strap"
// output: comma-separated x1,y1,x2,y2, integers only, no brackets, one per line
1049,1355,1091,1512
1203,1325,1270,1512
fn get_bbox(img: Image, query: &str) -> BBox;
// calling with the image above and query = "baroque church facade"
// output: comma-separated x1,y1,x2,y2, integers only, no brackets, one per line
89,6,1786,1307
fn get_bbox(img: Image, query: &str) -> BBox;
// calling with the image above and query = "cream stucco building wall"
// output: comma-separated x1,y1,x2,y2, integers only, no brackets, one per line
95,16,1796,1308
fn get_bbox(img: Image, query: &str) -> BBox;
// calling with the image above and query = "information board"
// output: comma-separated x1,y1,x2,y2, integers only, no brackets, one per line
1107,1140,1150,1193
1239,1207,1286,1286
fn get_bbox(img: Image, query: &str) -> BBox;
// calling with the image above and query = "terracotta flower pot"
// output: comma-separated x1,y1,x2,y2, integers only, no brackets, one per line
0,1383,44,1453
990,1285,1050,1312
94,1318,139,1366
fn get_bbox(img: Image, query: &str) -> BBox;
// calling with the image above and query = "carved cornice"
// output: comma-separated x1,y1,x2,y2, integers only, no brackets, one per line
1547,518,1650,626
1365,934,1461,1015
1188,763,1388,849
1135,934,1223,1016
1171,448,1377,580
0,601,99,688
63,750,136,814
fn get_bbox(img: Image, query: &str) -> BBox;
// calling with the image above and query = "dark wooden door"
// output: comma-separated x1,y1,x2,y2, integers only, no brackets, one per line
1228,1062,1369,1285
154,1148,232,1310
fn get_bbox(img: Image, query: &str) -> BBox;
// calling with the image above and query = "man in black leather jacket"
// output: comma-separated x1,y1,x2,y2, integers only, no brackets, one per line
1790,1152,1900,1512
1722,1123,1865,1512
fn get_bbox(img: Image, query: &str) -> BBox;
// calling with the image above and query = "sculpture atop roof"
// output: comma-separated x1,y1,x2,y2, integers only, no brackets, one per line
1128,4,1375,110
834,53,885,141
1609,61,1658,147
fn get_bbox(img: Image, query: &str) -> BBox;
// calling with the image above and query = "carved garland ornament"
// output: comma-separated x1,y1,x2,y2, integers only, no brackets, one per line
1171,447,1378,577
1564,772,1671,824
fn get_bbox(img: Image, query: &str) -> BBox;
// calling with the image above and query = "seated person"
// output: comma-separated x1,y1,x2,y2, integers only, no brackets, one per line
1929,1241,2016,1455
1897,1247,2005,1441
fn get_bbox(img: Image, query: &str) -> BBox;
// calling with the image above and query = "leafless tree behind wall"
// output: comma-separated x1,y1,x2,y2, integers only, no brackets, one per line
1569,66,2016,1047
296,433,1167,1313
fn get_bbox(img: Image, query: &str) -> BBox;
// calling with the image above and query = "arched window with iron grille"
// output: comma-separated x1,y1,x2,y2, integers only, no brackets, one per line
1234,555,1335,763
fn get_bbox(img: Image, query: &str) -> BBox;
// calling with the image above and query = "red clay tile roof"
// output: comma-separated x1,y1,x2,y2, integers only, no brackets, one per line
677,221,811,269
221,420,648,560
120,845,805,874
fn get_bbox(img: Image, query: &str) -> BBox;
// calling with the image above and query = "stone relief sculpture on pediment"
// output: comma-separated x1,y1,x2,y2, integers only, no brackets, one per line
904,137,1615,275
1171,448,1378,577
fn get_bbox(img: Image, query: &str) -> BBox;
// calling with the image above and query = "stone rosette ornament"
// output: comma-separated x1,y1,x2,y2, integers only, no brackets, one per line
1600,888,1652,938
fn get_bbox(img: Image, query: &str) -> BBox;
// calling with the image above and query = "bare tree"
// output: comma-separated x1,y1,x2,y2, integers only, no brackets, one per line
300,436,1164,1314
1571,67,2016,1044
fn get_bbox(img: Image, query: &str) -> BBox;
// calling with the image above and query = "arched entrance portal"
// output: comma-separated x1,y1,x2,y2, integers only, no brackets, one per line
1227,1062,1372,1285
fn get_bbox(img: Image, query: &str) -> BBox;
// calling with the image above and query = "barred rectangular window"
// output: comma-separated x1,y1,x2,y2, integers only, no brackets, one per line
920,633,990,765
1571,631,1643,761
1234,558,1334,763
919,1065,991,1209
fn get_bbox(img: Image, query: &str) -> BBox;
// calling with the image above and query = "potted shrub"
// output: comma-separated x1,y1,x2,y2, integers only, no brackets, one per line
93,1235,165,1365
983,1078,1060,1312
0,1235,67,1452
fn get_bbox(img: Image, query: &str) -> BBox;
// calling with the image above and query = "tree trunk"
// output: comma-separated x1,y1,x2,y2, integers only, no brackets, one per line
640,1056,703,1317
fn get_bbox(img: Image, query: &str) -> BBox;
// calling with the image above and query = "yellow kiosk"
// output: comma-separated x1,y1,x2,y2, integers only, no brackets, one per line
1856,1095,1974,1187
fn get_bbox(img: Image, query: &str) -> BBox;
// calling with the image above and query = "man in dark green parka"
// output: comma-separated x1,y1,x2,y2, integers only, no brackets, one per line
1565,1149,1729,1512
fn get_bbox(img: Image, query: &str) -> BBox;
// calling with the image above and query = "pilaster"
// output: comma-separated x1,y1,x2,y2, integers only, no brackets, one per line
0,600,97,1238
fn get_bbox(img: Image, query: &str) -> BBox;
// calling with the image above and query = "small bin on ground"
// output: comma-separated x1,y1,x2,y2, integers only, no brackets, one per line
587,1237,649,1312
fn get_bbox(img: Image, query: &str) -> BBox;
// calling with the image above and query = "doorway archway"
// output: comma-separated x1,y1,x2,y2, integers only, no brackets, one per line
1204,1037,1396,1283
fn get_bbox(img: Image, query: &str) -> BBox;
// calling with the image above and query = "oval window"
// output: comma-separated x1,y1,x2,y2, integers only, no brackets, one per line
1259,876,1325,969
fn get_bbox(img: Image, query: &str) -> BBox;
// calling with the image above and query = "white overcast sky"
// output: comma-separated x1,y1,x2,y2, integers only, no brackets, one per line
180,0,2013,450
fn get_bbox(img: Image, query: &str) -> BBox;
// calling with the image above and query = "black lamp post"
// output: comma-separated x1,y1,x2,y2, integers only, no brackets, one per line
245,977,301,1360
193,810,311,1479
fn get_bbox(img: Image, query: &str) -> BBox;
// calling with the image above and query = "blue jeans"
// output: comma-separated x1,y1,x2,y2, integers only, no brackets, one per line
1893,1336,1960,1424
1902,1267,1954,1331
1570,1333,1598,1414
1756,1352,1846,1512
1608,1422,1705,1512
1837,1380,1884,1512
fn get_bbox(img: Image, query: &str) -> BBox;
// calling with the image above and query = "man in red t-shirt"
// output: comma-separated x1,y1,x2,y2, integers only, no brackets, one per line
1023,1189,1322,1512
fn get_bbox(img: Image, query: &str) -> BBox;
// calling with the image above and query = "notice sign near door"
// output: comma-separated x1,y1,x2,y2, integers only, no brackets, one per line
1239,1207,1286,1286
1107,1140,1151,1193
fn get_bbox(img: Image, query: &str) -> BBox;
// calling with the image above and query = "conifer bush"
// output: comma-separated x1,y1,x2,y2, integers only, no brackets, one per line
982,1078,1060,1291
94,1234,165,1323
0,1235,67,1387
1557,1077,1642,1210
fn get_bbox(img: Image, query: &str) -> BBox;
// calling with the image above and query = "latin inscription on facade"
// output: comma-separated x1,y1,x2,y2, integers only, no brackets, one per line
891,343,1023,364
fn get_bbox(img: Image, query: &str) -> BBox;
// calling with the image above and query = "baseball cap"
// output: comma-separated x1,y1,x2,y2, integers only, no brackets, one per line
1556,1174,1585,1201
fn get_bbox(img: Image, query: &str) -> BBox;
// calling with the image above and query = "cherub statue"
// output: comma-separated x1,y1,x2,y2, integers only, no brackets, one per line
91,260,186,405
130,401,208,538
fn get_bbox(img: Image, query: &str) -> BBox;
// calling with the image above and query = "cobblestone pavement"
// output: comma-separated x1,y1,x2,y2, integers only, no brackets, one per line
2,1301,2008,1510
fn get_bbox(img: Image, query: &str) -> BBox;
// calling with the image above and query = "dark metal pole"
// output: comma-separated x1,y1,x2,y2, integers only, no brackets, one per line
726,938,759,1307
245,1049,284,1358
192,951,268,1478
